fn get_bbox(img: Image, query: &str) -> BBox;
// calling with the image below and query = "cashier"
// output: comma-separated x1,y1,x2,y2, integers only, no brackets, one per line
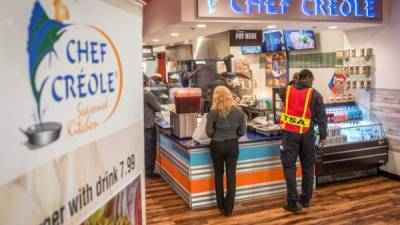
143,74,163,179
209,72,241,104
210,72,235,94
278,69,327,214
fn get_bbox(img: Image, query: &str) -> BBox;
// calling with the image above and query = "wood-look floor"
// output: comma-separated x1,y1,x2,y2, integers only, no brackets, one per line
146,176,400,225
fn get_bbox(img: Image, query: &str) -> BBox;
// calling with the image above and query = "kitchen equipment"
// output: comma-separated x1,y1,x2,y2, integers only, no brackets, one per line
170,112,198,138
173,88,202,114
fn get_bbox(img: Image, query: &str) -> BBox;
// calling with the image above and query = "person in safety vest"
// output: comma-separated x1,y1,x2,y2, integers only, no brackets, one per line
278,69,327,214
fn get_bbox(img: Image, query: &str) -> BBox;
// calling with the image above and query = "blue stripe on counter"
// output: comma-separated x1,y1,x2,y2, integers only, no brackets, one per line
159,134,190,163
190,144,280,167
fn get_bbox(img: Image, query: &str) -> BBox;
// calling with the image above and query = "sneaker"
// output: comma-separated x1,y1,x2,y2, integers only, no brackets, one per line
283,202,302,214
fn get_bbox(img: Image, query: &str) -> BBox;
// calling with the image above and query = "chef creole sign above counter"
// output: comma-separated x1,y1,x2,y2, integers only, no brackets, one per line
197,0,383,22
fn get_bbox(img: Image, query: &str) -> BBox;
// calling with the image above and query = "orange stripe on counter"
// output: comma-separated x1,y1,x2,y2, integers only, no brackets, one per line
156,151,161,163
158,153,191,192
158,154,303,194
191,167,302,194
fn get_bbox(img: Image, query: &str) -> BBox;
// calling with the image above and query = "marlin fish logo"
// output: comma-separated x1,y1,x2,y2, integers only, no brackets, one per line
208,0,218,14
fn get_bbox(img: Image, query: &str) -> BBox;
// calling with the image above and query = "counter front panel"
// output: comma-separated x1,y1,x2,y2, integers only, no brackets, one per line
156,127,303,208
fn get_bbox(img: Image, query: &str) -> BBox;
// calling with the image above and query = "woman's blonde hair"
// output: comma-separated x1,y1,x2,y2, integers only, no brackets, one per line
211,86,233,118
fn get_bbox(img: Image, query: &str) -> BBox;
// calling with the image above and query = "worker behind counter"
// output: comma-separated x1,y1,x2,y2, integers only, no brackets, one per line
208,72,241,107
277,69,327,214
210,72,235,95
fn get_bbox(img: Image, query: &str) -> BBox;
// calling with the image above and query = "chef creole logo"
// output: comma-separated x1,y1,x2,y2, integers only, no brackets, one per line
22,0,123,148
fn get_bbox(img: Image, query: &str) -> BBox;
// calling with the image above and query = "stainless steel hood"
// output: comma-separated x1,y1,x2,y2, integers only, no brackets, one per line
166,44,193,61
166,31,230,61
192,31,230,60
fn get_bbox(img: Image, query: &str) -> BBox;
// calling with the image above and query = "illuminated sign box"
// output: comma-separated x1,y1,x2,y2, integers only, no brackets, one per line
197,0,383,22
230,30,263,46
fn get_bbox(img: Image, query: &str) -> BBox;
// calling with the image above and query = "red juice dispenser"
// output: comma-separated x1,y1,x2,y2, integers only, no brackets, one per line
171,88,202,138
173,88,202,114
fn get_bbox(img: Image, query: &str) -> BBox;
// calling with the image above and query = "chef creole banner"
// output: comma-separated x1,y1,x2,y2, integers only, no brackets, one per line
0,0,145,225
197,0,383,22
24,1,123,148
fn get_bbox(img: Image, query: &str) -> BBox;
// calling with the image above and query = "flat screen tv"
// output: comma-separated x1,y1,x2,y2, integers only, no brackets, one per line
284,30,316,51
262,30,286,52
241,46,262,55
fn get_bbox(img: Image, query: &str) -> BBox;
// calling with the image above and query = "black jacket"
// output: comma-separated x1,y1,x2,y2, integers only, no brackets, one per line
278,81,327,140
144,89,162,129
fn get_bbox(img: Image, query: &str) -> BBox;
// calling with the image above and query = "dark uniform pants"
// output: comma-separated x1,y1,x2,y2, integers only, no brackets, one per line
210,139,239,214
280,131,316,203
145,127,157,176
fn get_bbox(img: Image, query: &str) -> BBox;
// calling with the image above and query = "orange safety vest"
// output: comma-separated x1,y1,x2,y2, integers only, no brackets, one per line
280,86,314,134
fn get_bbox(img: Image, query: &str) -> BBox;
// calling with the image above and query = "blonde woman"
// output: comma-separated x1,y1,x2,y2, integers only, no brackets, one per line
206,86,247,216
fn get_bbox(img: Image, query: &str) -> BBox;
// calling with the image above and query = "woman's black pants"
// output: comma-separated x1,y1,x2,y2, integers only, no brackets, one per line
210,138,239,214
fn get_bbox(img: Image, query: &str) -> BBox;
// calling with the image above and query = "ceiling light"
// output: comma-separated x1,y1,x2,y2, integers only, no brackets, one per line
329,25,339,30
267,25,277,29
196,24,207,28
152,39,160,42
170,32,179,37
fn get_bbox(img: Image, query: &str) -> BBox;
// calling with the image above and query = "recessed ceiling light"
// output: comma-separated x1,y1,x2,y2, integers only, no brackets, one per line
152,39,160,42
170,32,179,37
329,25,339,30
267,25,277,29
196,24,207,28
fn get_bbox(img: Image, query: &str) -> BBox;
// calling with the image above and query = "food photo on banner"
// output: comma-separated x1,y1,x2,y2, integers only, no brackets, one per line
0,0,145,225
81,176,142,225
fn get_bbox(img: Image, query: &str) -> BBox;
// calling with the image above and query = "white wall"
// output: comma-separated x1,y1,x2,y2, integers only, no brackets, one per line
344,1,399,90
343,0,400,176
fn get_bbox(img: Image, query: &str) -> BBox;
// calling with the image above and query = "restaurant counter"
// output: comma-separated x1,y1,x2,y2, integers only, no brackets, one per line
155,124,303,209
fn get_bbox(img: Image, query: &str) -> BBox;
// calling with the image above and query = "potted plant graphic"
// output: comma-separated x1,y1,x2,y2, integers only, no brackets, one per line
21,1,68,148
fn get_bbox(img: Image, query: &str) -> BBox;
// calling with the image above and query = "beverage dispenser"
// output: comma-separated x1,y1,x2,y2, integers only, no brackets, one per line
170,88,202,138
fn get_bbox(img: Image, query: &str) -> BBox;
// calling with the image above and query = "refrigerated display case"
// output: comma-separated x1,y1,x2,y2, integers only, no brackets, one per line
316,102,389,185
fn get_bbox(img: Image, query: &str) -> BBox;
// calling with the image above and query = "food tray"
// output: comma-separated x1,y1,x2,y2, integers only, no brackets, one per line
255,127,282,137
